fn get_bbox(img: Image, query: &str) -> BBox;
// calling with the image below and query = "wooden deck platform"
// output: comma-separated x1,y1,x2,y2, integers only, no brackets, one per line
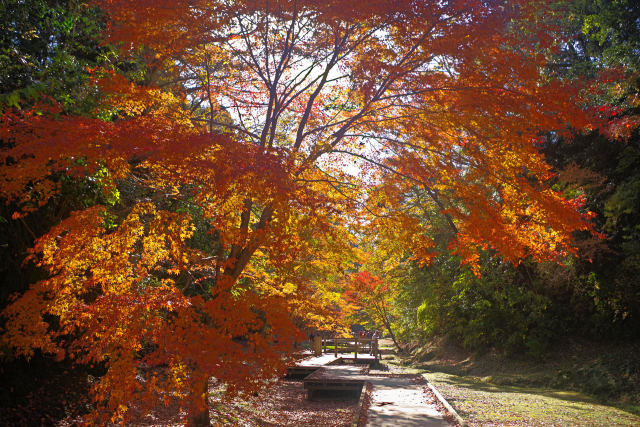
296,353,341,366
287,338,381,400
336,355,378,366
286,365,322,378
303,364,369,399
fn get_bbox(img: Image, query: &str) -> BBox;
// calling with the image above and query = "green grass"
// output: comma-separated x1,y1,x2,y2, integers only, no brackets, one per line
425,371,639,426
378,339,640,426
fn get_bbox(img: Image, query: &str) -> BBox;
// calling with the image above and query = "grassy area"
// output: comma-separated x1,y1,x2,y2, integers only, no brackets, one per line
425,371,639,426
378,339,640,426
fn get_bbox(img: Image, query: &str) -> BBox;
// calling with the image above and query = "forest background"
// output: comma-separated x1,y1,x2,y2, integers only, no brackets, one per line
0,0,639,425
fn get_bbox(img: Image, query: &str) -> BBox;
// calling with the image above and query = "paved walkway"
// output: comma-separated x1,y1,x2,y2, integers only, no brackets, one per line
366,376,450,426
294,353,451,426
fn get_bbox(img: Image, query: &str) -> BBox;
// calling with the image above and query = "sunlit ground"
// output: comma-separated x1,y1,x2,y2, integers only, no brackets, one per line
424,371,639,426
378,340,640,426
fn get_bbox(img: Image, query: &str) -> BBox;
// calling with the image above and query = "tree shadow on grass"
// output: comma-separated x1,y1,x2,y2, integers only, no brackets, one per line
424,369,640,418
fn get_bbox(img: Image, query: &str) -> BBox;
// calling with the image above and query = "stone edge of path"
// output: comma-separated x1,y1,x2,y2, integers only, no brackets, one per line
422,374,468,427
350,381,370,427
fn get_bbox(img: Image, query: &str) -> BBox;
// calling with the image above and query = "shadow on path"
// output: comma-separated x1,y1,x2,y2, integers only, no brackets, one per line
366,376,450,427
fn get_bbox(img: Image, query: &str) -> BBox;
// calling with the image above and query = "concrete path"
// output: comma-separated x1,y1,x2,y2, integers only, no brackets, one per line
366,376,450,427
293,352,451,426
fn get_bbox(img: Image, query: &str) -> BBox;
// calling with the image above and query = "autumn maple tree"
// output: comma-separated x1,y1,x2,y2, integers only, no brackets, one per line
1,0,603,424
344,271,403,351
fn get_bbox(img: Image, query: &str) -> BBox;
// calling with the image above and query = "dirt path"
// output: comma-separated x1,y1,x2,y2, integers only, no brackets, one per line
366,376,451,427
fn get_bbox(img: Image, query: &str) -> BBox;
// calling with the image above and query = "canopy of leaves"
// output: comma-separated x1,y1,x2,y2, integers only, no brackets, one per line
0,0,622,424
378,0,640,359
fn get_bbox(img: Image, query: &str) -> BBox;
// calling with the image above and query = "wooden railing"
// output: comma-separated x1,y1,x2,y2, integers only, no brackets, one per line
321,336,379,359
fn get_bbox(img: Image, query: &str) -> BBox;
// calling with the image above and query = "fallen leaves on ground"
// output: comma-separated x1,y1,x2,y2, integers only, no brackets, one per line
240,379,357,426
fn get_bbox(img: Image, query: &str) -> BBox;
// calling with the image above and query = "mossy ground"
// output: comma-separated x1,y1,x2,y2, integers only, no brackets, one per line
379,339,640,426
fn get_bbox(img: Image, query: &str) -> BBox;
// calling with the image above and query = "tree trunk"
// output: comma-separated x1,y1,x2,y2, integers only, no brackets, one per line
382,316,404,354
376,305,404,354
186,376,210,426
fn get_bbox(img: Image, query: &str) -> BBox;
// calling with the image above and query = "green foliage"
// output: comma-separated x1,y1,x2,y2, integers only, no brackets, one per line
407,254,568,356
575,0,640,72
0,0,107,112
394,161,640,352
548,0,640,76
545,0,640,108
0,1,116,315
543,122,640,333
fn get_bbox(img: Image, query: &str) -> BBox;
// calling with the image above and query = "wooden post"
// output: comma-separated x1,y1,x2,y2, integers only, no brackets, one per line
322,335,325,353
334,336,338,358
355,337,358,360
313,335,322,356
